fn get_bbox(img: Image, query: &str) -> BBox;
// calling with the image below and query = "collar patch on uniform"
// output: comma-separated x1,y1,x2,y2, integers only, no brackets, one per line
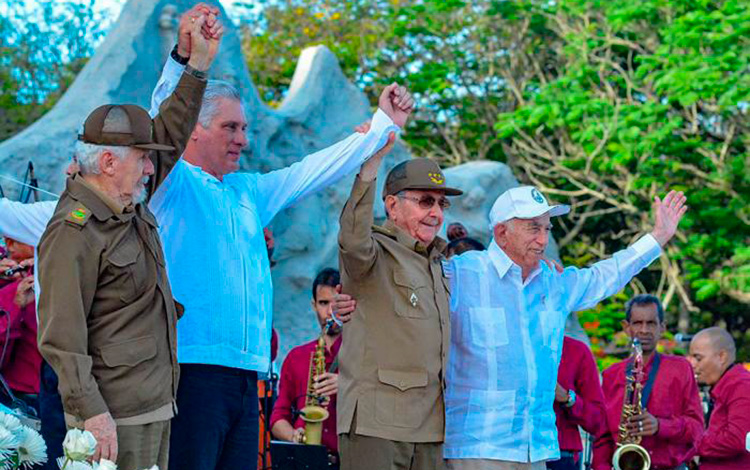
66,207,90,226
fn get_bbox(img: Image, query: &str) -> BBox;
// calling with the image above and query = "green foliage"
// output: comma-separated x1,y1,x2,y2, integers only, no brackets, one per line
240,0,749,362
0,0,105,140
494,0,750,361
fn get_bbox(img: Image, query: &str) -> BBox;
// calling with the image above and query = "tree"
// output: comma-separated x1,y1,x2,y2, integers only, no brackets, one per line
240,0,750,361
0,0,105,140
494,0,750,358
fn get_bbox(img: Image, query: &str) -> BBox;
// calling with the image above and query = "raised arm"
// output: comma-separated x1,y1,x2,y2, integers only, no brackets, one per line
252,84,410,227
338,133,396,280
148,9,223,192
561,190,687,312
0,199,56,246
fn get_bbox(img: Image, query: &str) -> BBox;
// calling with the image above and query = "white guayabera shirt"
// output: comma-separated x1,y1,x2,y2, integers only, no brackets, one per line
442,235,661,463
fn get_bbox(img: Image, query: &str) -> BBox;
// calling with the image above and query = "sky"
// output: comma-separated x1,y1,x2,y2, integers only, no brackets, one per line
93,0,243,23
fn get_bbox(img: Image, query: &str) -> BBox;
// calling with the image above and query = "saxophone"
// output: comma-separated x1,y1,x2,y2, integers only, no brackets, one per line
613,338,652,470
300,319,333,445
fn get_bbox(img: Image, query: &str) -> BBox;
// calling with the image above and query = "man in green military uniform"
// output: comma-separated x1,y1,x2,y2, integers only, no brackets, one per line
337,105,463,469
36,11,222,470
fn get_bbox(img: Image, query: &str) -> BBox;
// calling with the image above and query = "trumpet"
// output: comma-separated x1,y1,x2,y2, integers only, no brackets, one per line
613,338,651,470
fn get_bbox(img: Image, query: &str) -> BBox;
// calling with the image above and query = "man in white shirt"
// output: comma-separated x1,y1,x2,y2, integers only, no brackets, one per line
442,186,686,470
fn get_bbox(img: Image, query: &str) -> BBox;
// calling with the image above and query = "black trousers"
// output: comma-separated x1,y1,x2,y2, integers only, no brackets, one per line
39,361,66,470
169,364,259,470
546,455,578,470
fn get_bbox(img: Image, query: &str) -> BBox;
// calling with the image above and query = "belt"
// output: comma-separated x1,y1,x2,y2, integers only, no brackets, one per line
559,450,578,459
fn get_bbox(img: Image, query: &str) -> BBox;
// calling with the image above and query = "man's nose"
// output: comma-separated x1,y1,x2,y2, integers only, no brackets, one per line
235,129,248,147
536,230,549,246
144,157,155,176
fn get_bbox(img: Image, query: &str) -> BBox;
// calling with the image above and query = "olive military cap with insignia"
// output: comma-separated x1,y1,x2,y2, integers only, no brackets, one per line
383,158,463,198
79,104,175,151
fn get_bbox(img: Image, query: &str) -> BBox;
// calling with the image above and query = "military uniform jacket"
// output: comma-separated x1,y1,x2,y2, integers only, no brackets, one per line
337,176,451,443
37,70,206,423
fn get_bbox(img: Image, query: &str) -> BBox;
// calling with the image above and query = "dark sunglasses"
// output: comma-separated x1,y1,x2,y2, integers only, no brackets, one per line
398,194,451,210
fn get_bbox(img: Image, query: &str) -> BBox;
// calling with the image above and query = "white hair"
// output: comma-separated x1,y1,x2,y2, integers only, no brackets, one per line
490,219,516,234
74,141,130,175
197,80,243,128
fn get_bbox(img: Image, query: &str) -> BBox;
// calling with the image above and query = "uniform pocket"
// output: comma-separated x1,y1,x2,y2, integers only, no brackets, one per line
464,389,515,442
375,368,428,428
100,336,157,368
469,307,508,348
393,269,430,319
108,241,147,303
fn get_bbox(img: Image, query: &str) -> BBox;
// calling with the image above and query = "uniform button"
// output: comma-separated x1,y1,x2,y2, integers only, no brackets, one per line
399,381,406,388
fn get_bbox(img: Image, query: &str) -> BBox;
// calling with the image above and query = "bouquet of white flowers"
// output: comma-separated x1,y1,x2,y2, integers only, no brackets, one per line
0,411,47,469
57,429,158,470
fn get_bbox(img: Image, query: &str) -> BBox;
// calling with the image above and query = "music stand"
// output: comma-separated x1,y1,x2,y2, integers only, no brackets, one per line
270,440,329,470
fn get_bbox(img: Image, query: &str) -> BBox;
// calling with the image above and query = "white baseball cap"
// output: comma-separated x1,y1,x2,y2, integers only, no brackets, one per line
489,186,570,229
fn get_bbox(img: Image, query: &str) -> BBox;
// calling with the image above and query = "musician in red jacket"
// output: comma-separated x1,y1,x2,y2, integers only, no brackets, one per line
593,295,703,470
689,327,750,470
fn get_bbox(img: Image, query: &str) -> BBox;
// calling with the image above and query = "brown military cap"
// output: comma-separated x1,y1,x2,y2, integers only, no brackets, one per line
78,104,175,151
384,158,463,198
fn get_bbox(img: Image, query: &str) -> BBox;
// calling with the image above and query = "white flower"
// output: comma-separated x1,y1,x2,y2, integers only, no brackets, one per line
93,459,118,470
57,456,94,470
16,426,47,468
0,425,21,452
0,412,22,433
63,429,97,461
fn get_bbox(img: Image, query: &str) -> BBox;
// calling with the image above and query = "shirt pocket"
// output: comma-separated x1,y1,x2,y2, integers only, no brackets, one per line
539,309,564,353
99,336,157,368
469,307,509,348
464,389,515,442
107,241,148,303
375,368,429,428
393,268,431,319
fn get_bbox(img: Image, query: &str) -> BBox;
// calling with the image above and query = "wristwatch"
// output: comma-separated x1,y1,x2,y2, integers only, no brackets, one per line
565,389,577,408
185,64,208,80
170,45,189,66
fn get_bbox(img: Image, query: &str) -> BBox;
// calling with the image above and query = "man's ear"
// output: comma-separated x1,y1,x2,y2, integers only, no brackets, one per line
621,320,631,337
718,349,730,368
99,150,119,176
493,223,507,247
384,195,398,220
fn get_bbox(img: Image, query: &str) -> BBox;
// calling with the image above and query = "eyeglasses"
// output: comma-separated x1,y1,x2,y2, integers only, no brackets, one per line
398,194,451,210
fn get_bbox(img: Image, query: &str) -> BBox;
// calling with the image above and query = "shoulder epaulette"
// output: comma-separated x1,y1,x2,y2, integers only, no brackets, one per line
64,205,91,229
372,225,396,238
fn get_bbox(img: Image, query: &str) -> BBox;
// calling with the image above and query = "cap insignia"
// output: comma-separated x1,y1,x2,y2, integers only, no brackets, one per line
428,172,445,185
531,188,545,204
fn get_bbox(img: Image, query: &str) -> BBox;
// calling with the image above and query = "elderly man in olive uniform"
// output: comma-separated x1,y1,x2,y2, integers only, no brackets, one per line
36,15,222,470
337,112,462,470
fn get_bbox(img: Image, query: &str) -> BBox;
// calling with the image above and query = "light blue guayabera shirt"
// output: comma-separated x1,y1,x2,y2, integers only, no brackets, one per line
149,59,398,373
442,234,661,463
